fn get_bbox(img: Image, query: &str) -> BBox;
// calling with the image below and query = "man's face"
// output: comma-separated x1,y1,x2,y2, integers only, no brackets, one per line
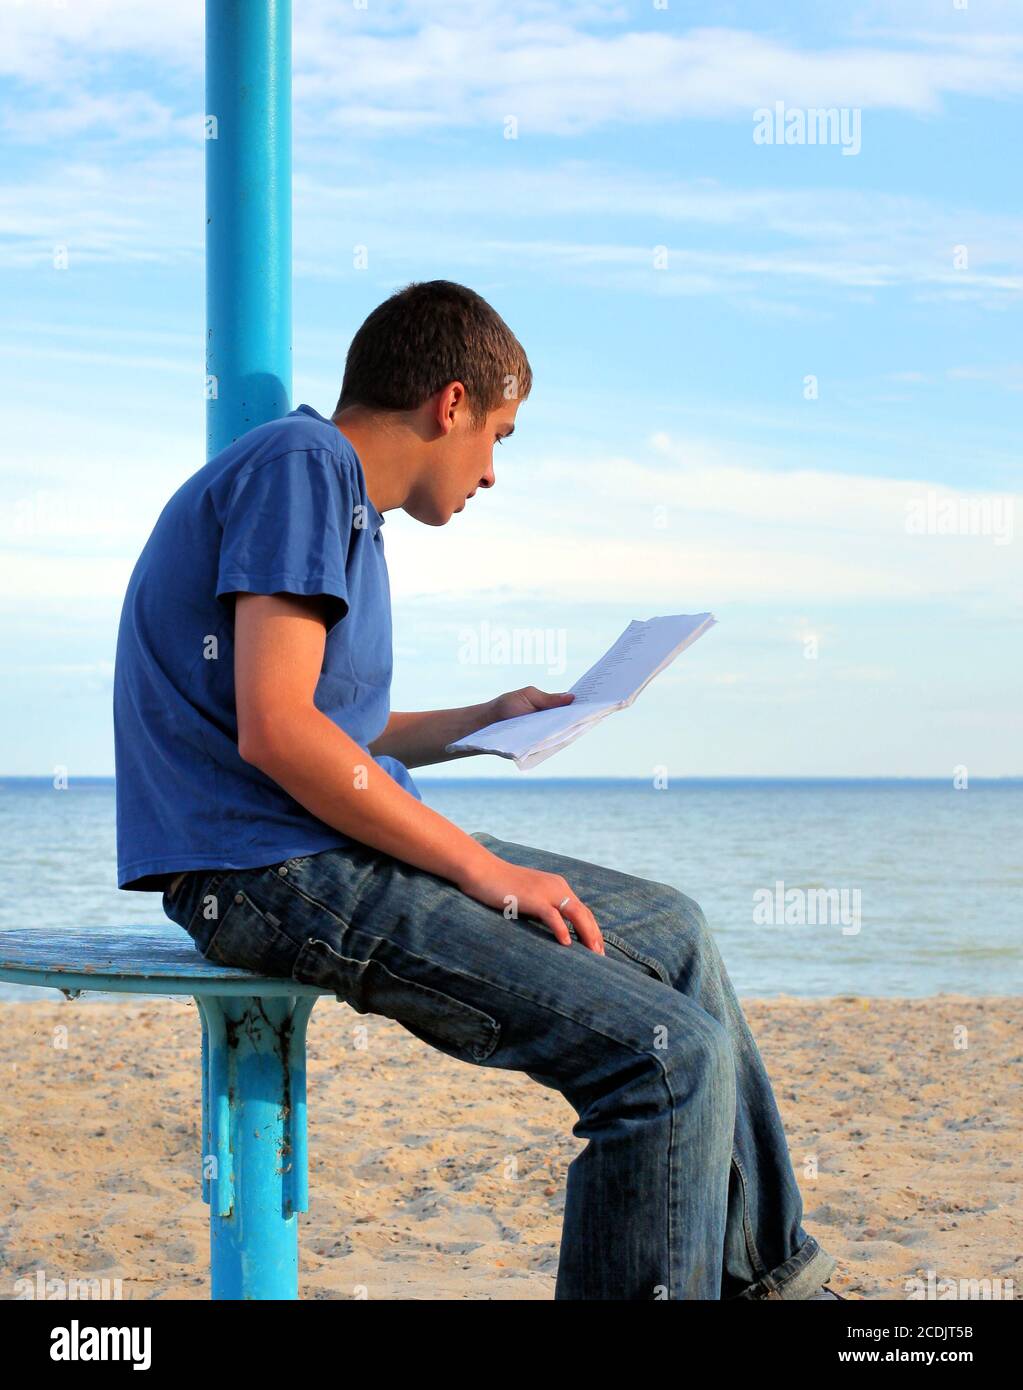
406,393,521,526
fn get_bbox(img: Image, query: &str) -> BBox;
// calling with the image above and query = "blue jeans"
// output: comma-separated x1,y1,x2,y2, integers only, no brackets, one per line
162,831,837,1300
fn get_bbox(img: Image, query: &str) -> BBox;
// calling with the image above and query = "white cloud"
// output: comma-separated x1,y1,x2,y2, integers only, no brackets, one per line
3,429,1017,609
946,364,1023,391
380,435,1021,606
4,145,1021,314
471,235,1023,300
0,147,202,268
2,4,1022,140
233,23,1023,136
0,0,203,86
288,167,1023,307
2,89,188,145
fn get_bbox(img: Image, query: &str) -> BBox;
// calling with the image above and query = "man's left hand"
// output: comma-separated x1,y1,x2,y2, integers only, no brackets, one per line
487,686,575,723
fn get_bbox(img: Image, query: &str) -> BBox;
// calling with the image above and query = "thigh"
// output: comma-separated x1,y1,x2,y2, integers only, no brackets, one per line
217,844,718,1101
468,831,707,986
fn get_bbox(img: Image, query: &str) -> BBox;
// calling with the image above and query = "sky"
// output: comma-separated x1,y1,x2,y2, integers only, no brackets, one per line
0,0,1019,780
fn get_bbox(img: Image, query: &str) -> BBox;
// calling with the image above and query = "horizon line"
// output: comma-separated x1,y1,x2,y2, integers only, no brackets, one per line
2,774,1021,785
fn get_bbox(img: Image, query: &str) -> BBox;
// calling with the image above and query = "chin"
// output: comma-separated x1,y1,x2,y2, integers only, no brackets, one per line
407,500,453,526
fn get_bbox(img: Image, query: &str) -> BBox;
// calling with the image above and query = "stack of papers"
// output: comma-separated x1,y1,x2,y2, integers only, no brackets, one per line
446,612,717,770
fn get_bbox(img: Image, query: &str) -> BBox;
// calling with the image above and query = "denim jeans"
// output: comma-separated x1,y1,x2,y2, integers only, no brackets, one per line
162,830,837,1301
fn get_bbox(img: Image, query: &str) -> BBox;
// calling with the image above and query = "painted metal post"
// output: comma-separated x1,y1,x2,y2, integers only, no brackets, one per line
205,0,292,459
203,0,302,1300
197,994,317,1300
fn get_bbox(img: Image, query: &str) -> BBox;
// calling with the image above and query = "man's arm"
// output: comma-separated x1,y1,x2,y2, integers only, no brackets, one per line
368,706,495,768
232,592,604,953
370,688,577,769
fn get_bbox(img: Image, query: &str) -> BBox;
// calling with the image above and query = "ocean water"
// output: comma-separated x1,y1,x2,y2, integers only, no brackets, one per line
0,777,1019,1001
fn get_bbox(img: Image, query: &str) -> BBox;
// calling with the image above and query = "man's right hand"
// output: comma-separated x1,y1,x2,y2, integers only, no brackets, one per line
456,856,605,954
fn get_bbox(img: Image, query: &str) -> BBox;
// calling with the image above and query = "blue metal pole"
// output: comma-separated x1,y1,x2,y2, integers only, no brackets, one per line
197,994,316,1300
202,0,299,1300
205,0,292,459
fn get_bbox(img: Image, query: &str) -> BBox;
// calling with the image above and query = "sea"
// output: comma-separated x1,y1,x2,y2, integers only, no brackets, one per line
0,776,1019,1001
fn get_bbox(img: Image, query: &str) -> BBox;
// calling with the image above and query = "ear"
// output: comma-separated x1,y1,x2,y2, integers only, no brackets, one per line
436,380,467,434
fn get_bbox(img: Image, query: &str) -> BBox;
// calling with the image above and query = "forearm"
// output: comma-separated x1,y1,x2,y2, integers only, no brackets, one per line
241,706,496,885
369,702,494,769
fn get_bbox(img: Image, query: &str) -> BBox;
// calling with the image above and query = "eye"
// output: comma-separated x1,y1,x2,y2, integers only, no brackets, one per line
495,435,505,446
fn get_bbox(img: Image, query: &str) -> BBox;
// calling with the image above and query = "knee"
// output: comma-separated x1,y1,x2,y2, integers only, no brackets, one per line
676,887,708,928
655,1006,735,1102
657,884,712,946
657,888,729,984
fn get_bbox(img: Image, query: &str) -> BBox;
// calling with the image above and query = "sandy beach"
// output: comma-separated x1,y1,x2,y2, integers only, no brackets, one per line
0,994,1018,1301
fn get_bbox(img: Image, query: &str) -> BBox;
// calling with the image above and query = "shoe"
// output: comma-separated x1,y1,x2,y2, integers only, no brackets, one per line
807,1283,846,1300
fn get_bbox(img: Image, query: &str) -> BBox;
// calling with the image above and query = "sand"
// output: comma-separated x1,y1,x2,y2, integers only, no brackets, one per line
0,994,1019,1300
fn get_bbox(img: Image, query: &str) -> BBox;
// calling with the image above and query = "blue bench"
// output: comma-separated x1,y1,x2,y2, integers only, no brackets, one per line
0,925,333,1299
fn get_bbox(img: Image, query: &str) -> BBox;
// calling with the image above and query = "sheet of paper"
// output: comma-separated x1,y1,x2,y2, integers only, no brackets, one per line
447,699,608,758
457,706,613,771
568,613,717,706
514,710,615,770
446,612,716,768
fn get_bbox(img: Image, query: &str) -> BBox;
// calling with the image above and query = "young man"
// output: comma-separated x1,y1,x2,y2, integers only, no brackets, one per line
114,279,841,1300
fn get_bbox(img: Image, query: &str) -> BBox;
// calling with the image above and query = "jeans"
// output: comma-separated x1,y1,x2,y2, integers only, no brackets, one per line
162,830,837,1301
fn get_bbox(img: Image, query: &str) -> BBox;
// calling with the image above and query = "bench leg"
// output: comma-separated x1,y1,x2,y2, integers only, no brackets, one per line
196,993,317,1299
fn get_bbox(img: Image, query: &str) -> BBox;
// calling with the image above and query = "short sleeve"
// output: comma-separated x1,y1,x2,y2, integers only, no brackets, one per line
216,450,351,631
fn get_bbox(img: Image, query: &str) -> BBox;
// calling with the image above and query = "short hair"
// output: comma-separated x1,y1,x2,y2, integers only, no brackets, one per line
335,280,532,430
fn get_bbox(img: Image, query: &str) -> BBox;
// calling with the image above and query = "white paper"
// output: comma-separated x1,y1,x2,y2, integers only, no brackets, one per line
446,612,716,770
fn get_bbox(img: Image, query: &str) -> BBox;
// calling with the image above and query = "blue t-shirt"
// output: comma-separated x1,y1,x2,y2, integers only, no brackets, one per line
113,403,421,891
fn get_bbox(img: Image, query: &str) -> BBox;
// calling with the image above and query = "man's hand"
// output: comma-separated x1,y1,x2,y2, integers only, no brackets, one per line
487,686,575,723
456,856,604,954
458,685,604,951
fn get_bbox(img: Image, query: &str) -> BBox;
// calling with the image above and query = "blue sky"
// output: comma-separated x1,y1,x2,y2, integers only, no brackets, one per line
0,0,1019,779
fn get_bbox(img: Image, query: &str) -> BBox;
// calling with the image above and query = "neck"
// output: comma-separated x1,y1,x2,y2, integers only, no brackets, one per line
329,407,416,516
